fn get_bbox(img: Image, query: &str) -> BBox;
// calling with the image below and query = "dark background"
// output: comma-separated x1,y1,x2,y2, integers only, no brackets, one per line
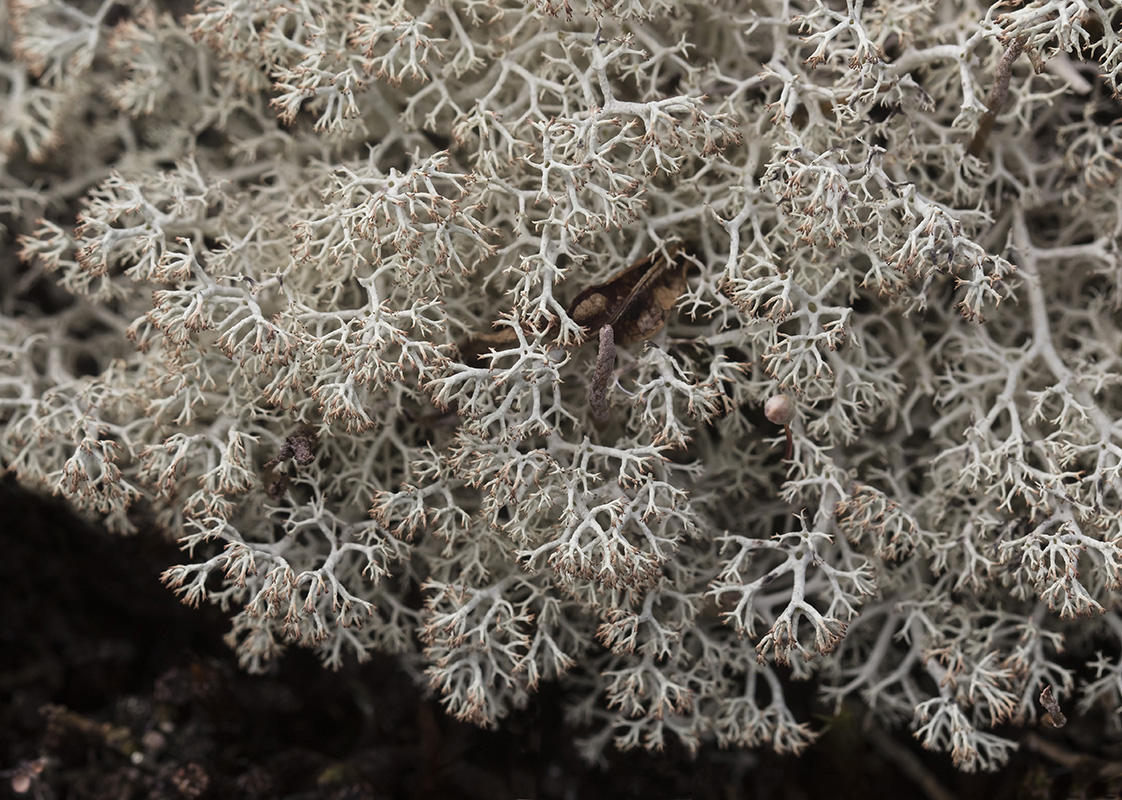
1,477,1117,800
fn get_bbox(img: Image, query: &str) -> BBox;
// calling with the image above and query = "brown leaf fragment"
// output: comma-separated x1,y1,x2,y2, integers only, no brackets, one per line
459,244,688,364
262,428,318,470
1039,685,1067,728
567,244,686,345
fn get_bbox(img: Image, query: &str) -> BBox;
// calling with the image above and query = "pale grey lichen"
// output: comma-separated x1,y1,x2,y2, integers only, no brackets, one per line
2,0,1122,771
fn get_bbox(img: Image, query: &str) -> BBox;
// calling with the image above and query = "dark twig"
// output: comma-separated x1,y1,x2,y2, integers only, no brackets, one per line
968,36,1026,157
589,324,616,428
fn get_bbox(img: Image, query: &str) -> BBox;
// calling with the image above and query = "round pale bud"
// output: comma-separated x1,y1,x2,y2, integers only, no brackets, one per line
764,394,795,425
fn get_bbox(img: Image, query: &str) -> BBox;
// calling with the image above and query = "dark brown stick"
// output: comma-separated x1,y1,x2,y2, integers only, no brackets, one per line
589,325,616,428
968,36,1026,157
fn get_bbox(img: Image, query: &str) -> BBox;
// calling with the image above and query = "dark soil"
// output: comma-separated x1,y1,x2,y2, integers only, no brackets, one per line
1,477,1118,800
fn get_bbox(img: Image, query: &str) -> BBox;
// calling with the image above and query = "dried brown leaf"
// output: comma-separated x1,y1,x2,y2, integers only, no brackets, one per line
460,245,687,363
567,245,686,345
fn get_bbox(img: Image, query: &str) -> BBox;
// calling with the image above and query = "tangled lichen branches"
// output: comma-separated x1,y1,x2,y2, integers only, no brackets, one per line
5,0,1122,773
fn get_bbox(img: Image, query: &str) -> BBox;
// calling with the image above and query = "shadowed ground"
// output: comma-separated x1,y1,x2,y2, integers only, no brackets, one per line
1,477,1116,800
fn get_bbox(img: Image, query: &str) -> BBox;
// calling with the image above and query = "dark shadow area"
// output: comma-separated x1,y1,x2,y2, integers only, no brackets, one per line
1,477,1117,800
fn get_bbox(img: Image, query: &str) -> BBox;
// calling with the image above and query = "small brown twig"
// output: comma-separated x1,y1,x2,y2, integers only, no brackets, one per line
968,36,1027,157
589,324,616,428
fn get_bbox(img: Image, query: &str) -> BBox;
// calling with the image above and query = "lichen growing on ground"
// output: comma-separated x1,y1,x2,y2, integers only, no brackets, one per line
3,0,1122,771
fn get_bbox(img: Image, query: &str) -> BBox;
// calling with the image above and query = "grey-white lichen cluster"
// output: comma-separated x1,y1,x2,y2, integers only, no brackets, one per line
3,0,1122,771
